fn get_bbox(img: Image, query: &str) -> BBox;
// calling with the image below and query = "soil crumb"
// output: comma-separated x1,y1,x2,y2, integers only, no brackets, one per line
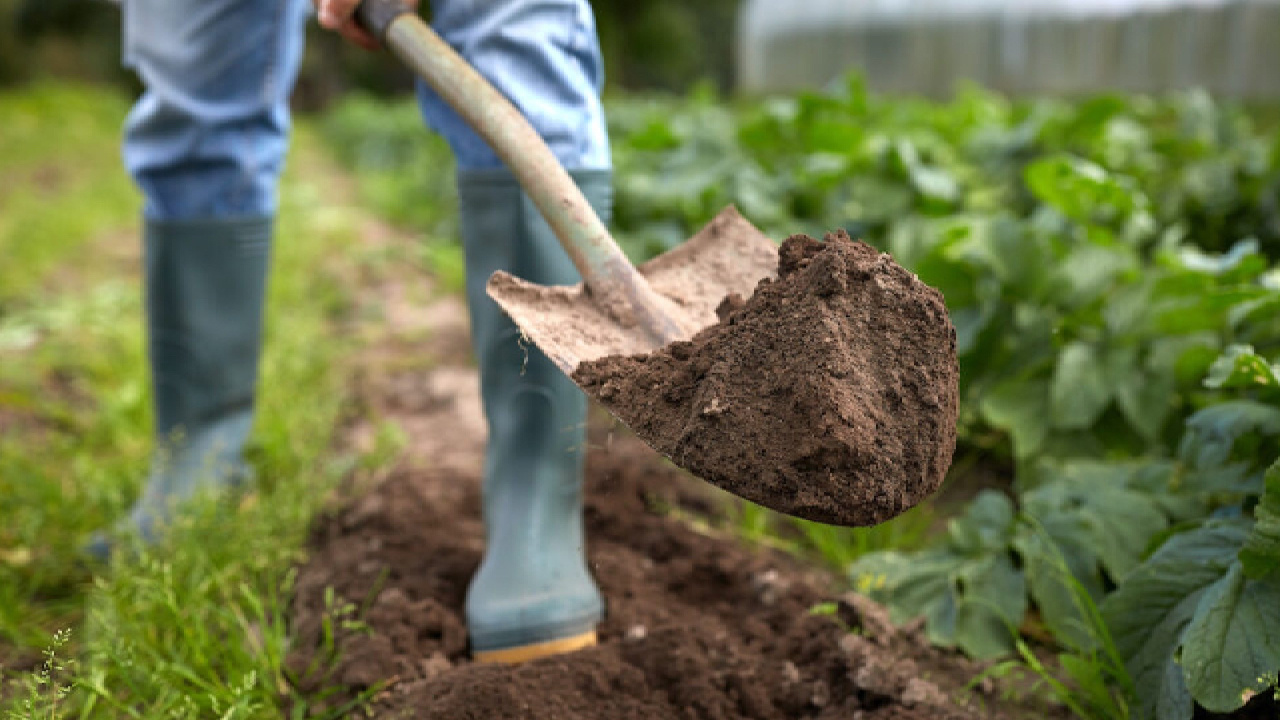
288,435,1004,720
572,231,959,526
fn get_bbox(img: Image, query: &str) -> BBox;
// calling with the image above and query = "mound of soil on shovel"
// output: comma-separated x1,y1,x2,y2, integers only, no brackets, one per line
572,231,959,527
287,435,1004,719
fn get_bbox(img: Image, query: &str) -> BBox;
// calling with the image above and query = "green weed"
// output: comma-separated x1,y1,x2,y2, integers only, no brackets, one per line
0,84,137,305
4,629,74,720
0,84,396,717
726,499,934,569
792,510,934,569
970,519,1133,720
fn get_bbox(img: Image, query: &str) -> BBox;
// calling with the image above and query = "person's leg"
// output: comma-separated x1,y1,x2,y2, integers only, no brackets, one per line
416,0,610,172
91,0,310,557
414,0,611,662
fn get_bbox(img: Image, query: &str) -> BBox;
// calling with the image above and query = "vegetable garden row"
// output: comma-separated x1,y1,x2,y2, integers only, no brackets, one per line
321,77,1280,720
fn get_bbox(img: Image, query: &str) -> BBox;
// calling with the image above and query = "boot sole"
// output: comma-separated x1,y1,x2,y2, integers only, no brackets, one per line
471,630,597,664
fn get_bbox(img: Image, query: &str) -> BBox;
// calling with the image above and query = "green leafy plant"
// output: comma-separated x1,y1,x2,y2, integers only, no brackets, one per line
318,75,1280,719
856,346,1280,717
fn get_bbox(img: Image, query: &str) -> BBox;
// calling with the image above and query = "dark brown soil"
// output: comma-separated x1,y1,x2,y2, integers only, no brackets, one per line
287,433,1009,719
572,232,959,527
284,212,1011,719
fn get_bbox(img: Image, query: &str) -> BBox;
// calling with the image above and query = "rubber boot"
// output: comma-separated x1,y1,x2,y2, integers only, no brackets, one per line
88,217,271,559
458,168,609,663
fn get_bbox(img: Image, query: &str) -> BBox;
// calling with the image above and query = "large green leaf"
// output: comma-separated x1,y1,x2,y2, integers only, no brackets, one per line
946,488,1017,552
1204,344,1280,395
1014,463,1170,653
1115,357,1175,443
1180,563,1280,712
968,216,1052,295
849,492,1025,659
980,378,1050,458
848,547,1025,659
1240,458,1280,580
1152,287,1272,334
1104,281,1153,335
1102,521,1248,720
1179,400,1280,471
1056,243,1138,308
1015,520,1100,652
1147,333,1223,386
1024,469,1169,582
1050,341,1113,430
1027,153,1149,224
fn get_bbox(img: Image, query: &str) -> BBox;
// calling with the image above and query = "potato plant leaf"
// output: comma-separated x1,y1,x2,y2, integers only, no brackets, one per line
1057,243,1137,308
1050,341,1113,430
1102,521,1248,720
1024,154,1144,226
980,378,1050,458
1204,344,1280,395
1240,458,1280,580
1115,361,1175,443
1013,463,1170,654
1024,471,1168,582
849,491,1025,659
1180,563,1280,712
1015,521,1100,652
1178,400,1280,472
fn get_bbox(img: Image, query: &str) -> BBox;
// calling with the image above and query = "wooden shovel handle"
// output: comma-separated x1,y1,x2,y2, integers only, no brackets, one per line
355,0,683,344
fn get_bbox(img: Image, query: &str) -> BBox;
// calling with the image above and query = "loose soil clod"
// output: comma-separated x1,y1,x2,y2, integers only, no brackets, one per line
573,232,959,526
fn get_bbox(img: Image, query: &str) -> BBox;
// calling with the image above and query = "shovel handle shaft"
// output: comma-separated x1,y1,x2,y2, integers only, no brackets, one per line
356,0,684,344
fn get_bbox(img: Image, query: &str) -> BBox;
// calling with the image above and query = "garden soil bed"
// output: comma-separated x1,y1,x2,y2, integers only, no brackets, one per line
281,214,1035,719
284,263,1011,719
288,433,1007,719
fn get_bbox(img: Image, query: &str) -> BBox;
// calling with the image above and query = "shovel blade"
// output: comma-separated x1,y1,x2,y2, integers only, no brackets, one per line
487,206,778,376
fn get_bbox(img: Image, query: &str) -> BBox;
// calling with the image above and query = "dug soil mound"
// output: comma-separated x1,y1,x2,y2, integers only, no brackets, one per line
285,233,1002,719
288,432,1003,719
573,232,959,527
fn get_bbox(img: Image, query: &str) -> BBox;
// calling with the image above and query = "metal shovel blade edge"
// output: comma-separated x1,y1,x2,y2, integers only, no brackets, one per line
486,205,779,377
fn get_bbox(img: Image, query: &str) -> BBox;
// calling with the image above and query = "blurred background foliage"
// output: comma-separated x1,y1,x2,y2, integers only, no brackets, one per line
0,0,743,102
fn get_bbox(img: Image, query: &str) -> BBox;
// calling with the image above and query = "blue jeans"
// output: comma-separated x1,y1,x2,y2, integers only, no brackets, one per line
122,0,611,221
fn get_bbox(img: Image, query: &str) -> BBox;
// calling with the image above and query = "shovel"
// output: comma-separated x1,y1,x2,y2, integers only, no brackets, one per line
355,2,960,529
355,0,779,375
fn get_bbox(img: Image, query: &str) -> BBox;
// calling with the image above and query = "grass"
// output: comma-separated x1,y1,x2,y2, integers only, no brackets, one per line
0,85,138,307
0,83,395,717
729,500,936,570
969,521,1134,720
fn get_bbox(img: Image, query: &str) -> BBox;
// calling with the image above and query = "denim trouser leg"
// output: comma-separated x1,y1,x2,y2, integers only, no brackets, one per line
415,0,611,171
93,0,309,558
121,0,311,221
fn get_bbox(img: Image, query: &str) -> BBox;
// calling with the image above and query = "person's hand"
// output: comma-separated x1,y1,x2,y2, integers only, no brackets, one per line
314,0,419,50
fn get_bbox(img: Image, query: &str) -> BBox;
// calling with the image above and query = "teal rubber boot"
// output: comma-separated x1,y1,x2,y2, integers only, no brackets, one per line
88,217,271,559
458,168,609,663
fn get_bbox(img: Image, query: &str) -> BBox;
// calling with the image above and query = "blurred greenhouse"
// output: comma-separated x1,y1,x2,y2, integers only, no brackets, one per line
738,0,1280,99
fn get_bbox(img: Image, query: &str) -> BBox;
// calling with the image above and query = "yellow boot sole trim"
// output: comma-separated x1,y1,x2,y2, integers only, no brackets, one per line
472,630,598,664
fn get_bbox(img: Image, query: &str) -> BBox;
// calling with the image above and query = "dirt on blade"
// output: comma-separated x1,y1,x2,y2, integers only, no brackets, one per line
572,231,959,527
